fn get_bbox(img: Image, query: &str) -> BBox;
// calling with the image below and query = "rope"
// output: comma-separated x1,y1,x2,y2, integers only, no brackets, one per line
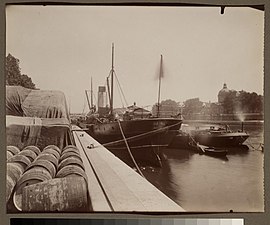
117,120,145,178
245,138,264,151
114,71,129,107
103,121,182,147
79,121,182,150
82,95,87,115
115,77,125,108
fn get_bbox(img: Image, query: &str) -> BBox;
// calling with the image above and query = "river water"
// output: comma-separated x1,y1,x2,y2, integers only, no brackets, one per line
141,123,264,212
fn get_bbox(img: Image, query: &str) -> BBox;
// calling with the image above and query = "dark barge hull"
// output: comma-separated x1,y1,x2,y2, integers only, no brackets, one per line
85,118,182,166
170,132,249,149
192,132,249,147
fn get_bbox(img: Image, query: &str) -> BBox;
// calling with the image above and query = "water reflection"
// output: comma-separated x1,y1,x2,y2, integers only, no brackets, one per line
110,123,264,212
144,123,264,212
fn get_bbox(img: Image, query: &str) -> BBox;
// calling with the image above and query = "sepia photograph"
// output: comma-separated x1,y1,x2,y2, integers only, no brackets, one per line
5,5,264,213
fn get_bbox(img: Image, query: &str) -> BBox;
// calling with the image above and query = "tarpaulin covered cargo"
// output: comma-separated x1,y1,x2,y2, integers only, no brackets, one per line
6,116,72,150
6,86,73,150
6,86,69,119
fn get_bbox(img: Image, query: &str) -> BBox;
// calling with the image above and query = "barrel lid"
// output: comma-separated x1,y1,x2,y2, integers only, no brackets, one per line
18,150,37,161
26,160,56,177
7,146,20,155
35,153,59,167
60,152,82,163
58,156,85,171
62,145,79,153
43,145,61,154
23,146,41,155
42,149,61,159
7,155,32,168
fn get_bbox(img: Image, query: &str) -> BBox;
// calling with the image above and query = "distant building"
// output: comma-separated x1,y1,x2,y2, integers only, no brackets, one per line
114,103,151,120
218,83,230,103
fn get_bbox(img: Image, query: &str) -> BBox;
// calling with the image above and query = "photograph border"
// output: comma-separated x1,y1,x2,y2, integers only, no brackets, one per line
0,0,269,225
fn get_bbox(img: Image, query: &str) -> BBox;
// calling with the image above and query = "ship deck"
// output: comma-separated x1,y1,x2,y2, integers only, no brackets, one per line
72,125,185,212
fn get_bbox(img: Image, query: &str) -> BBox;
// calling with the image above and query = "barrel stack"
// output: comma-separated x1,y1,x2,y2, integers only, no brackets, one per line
6,145,90,212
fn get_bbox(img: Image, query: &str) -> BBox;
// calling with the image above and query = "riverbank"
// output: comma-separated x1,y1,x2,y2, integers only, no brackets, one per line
183,120,263,126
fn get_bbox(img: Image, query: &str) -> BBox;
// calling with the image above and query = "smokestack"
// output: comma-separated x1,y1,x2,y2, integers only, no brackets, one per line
98,86,106,108
98,86,108,116
241,121,244,132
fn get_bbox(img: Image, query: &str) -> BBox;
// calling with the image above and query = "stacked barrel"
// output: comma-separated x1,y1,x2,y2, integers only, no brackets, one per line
6,145,90,212
56,145,87,181
6,145,38,206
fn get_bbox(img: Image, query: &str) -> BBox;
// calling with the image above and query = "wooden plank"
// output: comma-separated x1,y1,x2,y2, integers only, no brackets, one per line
72,126,185,212
73,130,112,212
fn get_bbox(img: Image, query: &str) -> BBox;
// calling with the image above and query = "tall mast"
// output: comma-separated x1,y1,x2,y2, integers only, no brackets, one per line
157,54,163,117
107,76,111,106
85,90,91,111
90,77,93,108
110,43,114,114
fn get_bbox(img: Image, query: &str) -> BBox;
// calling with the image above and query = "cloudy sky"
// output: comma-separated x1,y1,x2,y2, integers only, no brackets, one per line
6,5,264,113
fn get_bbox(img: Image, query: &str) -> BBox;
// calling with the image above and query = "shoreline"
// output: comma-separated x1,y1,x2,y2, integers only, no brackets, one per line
183,120,263,126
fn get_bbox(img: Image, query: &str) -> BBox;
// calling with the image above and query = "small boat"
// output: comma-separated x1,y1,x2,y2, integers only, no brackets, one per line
196,144,228,157
186,124,249,147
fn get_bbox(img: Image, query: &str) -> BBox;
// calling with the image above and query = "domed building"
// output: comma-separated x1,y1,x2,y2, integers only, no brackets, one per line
218,83,230,103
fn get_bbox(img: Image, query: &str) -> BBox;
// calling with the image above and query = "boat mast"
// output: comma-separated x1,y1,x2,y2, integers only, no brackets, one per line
85,89,91,112
90,77,93,108
157,54,163,117
107,77,111,107
110,43,114,114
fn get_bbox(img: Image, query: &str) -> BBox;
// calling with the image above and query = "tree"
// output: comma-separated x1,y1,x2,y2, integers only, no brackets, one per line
182,98,203,116
238,91,263,113
152,99,179,117
221,90,263,114
6,53,36,89
222,90,237,114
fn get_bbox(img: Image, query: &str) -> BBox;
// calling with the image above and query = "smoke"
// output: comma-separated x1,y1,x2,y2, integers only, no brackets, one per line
154,55,166,81
234,103,246,122
237,113,245,122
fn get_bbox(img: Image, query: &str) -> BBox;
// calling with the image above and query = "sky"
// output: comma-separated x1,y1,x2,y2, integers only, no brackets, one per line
6,5,264,113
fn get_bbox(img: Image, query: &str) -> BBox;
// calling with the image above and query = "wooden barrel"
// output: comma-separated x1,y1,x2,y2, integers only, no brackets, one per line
18,150,37,162
13,166,52,211
26,160,56,177
62,145,80,154
7,162,25,182
7,146,20,155
58,156,85,171
6,175,16,203
61,148,81,157
7,155,32,169
63,145,78,152
7,151,13,160
23,146,41,156
35,153,58,168
42,148,61,159
43,145,61,154
60,152,82,162
22,177,89,212
6,163,25,203
56,165,87,182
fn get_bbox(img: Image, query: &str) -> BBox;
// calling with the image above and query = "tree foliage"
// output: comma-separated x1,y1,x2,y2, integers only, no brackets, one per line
223,90,263,114
6,53,36,89
152,99,179,117
182,98,203,115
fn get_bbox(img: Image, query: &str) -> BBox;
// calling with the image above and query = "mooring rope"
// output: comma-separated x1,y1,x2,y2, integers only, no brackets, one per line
77,121,182,151
245,138,264,151
117,120,145,178
103,121,182,147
